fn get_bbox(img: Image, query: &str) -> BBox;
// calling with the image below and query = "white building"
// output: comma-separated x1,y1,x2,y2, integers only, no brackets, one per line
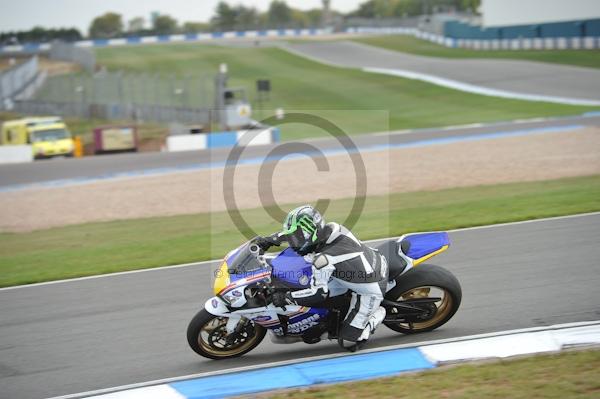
481,0,600,27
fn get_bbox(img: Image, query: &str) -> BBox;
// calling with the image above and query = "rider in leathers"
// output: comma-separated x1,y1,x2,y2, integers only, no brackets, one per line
256,205,387,349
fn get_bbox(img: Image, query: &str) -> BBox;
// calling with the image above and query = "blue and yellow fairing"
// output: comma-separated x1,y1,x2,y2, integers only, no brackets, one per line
213,244,270,296
402,232,450,265
213,261,231,295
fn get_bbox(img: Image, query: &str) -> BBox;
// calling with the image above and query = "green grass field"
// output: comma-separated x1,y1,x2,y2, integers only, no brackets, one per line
266,349,600,399
91,43,597,141
353,35,600,69
1,175,599,287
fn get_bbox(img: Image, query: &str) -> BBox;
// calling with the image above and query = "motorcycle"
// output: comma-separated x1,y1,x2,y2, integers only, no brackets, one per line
187,232,462,359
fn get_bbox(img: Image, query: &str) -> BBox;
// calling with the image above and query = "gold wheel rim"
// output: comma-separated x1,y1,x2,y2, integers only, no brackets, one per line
197,317,261,357
396,286,453,330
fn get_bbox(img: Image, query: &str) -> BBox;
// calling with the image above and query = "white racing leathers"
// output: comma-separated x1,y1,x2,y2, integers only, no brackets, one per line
290,223,388,344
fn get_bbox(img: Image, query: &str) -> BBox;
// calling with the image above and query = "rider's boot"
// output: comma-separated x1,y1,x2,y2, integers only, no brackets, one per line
339,307,386,352
357,306,386,342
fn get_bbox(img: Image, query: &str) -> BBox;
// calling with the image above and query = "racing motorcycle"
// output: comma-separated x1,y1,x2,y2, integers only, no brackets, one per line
187,232,462,359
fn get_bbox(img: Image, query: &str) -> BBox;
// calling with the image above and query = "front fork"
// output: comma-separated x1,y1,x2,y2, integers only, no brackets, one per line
205,296,243,334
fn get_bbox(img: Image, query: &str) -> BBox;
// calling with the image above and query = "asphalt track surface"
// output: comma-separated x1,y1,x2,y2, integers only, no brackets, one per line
1,114,599,189
286,41,600,102
1,214,599,398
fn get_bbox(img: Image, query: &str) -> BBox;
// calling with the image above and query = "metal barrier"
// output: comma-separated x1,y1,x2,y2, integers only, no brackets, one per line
445,18,600,40
0,28,332,55
0,145,33,164
34,71,214,108
346,27,600,50
15,70,214,124
49,41,96,72
0,56,42,109
13,99,211,124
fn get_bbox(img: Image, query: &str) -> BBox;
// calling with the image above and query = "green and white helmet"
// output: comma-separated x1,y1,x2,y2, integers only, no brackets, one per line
282,205,325,255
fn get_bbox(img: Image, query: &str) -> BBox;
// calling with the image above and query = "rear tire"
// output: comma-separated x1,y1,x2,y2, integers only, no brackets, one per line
384,264,462,334
187,309,267,360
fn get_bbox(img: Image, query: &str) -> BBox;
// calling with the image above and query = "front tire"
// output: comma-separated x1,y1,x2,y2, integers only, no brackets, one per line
187,309,267,360
384,264,462,334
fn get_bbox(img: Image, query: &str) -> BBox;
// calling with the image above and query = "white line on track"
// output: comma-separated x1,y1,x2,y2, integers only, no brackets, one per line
0,259,220,292
372,129,413,136
363,67,600,106
279,45,600,106
1,211,599,292
441,123,484,130
365,113,597,138
47,320,600,399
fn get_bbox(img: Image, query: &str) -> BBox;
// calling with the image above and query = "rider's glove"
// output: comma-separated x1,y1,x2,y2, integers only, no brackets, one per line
254,233,283,251
271,291,295,308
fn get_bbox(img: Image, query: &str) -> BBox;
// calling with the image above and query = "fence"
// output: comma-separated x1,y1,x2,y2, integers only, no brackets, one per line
344,17,420,29
13,100,211,124
34,71,214,108
346,27,600,50
445,18,600,40
0,56,46,108
0,28,332,55
13,71,215,124
49,41,95,72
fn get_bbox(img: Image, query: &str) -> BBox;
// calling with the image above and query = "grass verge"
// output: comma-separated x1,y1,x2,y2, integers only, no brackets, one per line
91,43,597,141
353,35,600,69
0,175,599,287
264,349,600,399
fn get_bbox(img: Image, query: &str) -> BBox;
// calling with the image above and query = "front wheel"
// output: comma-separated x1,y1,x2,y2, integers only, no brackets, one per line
187,309,267,360
384,264,462,334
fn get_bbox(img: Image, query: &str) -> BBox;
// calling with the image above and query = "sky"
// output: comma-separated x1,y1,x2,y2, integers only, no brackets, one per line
0,0,364,33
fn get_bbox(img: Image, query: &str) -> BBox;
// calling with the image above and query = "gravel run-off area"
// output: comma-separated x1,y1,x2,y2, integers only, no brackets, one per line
0,127,598,232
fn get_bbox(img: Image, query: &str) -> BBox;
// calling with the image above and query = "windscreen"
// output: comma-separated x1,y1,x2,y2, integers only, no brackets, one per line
31,129,70,142
227,243,265,275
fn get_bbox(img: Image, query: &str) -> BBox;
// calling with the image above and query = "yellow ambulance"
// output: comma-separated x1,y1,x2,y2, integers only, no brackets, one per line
1,116,75,159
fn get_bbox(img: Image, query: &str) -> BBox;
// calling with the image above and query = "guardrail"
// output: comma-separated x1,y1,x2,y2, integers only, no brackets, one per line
346,27,600,50
12,100,211,124
165,127,280,152
0,145,33,164
0,28,333,54
0,56,44,108
49,41,95,72
3,26,596,56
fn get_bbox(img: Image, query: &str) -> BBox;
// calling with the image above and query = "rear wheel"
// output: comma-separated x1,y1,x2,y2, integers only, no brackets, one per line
384,264,462,334
187,309,267,360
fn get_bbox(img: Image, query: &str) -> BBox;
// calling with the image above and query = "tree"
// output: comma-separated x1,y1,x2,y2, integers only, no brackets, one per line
291,10,309,28
211,1,237,31
0,26,82,44
202,0,335,31
60,28,83,42
392,0,422,17
461,0,480,14
182,21,210,33
235,6,259,30
268,0,292,28
305,9,323,27
257,13,269,30
349,0,479,18
128,17,145,33
350,0,373,18
153,14,178,35
89,12,123,39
